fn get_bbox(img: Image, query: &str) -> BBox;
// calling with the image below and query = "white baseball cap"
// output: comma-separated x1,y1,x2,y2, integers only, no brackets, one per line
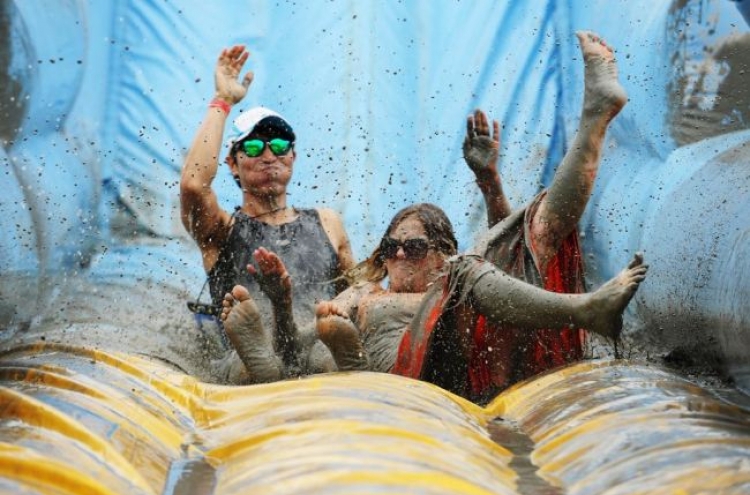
226,106,296,148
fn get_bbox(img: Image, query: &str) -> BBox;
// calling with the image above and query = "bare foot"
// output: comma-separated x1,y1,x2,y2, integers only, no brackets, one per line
247,247,292,305
316,302,370,371
315,300,350,319
576,30,627,122
585,253,648,340
221,284,249,322
221,285,283,383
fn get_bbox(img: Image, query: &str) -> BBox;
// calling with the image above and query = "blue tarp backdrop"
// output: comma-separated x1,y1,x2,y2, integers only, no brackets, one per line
1,0,749,388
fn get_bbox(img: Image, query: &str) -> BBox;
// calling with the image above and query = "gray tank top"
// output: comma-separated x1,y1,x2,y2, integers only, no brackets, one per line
208,208,341,334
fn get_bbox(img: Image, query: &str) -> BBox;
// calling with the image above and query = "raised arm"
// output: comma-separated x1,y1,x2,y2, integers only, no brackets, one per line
530,31,627,271
463,109,512,228
180,45,254,269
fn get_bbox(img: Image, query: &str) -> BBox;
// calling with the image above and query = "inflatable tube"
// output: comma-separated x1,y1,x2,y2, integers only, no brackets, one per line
0,0,99,327
0,146,39,328
6,133,100,325
491,360,750,494
0,1,29,144
8,0,85,133
1,344,749,494
0,344,513,495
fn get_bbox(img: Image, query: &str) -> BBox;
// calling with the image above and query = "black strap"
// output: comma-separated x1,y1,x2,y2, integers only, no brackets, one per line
186,276,220,316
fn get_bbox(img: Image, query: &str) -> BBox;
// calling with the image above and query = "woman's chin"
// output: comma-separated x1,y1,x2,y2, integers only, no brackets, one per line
389,280,427,294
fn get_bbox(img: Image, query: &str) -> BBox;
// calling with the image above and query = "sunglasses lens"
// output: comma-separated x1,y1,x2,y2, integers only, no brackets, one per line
242,139,265,157
268,138,292,156
380,238,429,260
241,138,292,157
380,238,398,259
403,239,429,259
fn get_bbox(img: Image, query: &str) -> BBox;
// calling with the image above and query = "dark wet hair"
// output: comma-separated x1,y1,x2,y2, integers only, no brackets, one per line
345,203,458,284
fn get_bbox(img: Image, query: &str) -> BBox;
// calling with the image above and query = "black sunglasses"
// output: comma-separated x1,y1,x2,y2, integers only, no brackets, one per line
379,237,431,260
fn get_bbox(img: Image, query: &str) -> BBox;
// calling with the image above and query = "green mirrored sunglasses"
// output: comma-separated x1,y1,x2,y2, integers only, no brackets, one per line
241,138,293,158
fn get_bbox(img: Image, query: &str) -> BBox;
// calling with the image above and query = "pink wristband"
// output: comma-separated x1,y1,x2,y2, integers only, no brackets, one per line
209,98,232,115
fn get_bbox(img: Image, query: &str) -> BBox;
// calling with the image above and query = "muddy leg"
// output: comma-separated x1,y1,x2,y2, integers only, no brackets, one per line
577,30,627,127
221,285,283,383
534,31,628,266
467,254,647,340
316,301,370,371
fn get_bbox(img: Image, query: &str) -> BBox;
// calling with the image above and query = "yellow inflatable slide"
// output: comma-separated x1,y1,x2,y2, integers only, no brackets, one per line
1,343,749,494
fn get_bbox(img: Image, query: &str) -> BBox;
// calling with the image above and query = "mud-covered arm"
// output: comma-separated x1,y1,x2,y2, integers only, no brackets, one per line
463,109,512,228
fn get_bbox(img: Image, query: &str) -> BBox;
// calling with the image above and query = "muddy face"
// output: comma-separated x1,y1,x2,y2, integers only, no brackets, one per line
229,134,295,198
384,215,445,293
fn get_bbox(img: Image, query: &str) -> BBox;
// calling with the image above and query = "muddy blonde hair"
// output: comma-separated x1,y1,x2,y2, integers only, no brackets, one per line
344,203,458,284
